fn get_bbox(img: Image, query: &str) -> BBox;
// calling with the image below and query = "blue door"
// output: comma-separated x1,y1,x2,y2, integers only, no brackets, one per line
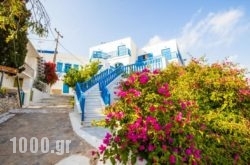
63,84,69,93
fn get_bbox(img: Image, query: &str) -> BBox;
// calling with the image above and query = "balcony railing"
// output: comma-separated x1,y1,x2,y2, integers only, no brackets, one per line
92,48,131,59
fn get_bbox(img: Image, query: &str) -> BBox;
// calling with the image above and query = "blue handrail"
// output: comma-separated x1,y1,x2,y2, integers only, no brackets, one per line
99,67,124,105
78,68,112,92
75,83,85,121
76,68,112,121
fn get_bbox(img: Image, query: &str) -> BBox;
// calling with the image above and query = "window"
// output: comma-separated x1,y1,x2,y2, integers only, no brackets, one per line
73,64,79,70
92,51,102,58
137,53,153,62
64,63,71,73
115,63,123,68
56,62,63,72
118,45,127,56
161,48,171,60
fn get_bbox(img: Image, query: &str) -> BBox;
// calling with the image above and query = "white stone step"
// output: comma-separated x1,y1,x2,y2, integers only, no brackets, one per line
84,113,105,118
85,100,102,104
85,105,103,109
85,109,103,114
83,116,105,123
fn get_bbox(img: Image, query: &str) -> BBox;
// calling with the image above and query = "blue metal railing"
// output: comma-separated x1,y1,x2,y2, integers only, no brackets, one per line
99,57,163,105
124,57,162,74
76,57,163,121
99,67,124,105
76,68,112,121
78,69,112,92
75,83,85,121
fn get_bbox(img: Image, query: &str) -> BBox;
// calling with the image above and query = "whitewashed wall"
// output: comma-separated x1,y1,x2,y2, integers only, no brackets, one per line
31,87,50,103
141,39,178,57
89,37,138,67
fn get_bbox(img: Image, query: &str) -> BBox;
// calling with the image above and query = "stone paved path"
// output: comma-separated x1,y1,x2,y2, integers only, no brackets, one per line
0,95,95,165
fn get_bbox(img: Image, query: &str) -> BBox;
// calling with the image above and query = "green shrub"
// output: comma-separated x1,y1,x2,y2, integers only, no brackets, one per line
63,61,100,88
0,87,7,95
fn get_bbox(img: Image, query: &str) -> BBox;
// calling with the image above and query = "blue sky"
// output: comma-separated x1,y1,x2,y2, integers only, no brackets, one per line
29,0,250,72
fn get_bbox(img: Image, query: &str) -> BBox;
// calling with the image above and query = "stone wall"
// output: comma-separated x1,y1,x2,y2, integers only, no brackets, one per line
0,96,20,114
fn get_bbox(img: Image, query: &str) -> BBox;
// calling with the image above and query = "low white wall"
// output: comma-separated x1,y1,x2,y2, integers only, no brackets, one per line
31,88,50,103
74,94,82,114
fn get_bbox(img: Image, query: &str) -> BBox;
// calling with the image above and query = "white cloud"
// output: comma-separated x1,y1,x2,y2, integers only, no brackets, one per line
178,8,250,53
145,35,164,47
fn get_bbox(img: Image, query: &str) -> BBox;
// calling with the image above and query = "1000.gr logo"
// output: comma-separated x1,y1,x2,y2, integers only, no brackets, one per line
10,137,71,155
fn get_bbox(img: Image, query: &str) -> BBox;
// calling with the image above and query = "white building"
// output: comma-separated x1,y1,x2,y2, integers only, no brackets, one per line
1,41,41,107
38,51,88,95
89,37,138,69
89,37,184,68
140,39,184,65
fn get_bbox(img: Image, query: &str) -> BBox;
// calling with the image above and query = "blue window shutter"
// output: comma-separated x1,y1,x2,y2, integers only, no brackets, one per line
64,63,72,73
56,62,63,72
63,84,69,93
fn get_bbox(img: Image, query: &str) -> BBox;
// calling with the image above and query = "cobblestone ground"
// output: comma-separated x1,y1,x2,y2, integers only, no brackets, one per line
0,95,95,165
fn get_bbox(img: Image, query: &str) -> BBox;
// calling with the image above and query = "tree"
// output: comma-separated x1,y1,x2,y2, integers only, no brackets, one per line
63,61,100,88
0,0,49,68
0,0,49,41
42,62,58,86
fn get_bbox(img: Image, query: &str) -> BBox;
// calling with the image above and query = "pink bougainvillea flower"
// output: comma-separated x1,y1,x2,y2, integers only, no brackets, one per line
114,136,121,143
103,133,112,145
142,68,150,73
162,145,167,151
185,148,192,156
139,74,149,84
169,154,176,164
148,144,155,151
103,138,110,145
175,112,183,122
139,157,144,161
149,105,156,112
180,101,187,110
192,160,198,165
157,83,171,97
128,88,141,97
193,149,201,159
186,134,194,141
91,150,96,156
139,145,145,151
117,90,127,98
98,144,106,154
153,69,160,74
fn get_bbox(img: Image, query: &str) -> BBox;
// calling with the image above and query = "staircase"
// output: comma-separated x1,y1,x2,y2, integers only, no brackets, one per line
82,84,105,123
75,56,166,125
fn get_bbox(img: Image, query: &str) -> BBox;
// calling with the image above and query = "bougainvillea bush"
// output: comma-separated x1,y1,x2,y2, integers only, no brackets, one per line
96,59,250,165
43,62,58,86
